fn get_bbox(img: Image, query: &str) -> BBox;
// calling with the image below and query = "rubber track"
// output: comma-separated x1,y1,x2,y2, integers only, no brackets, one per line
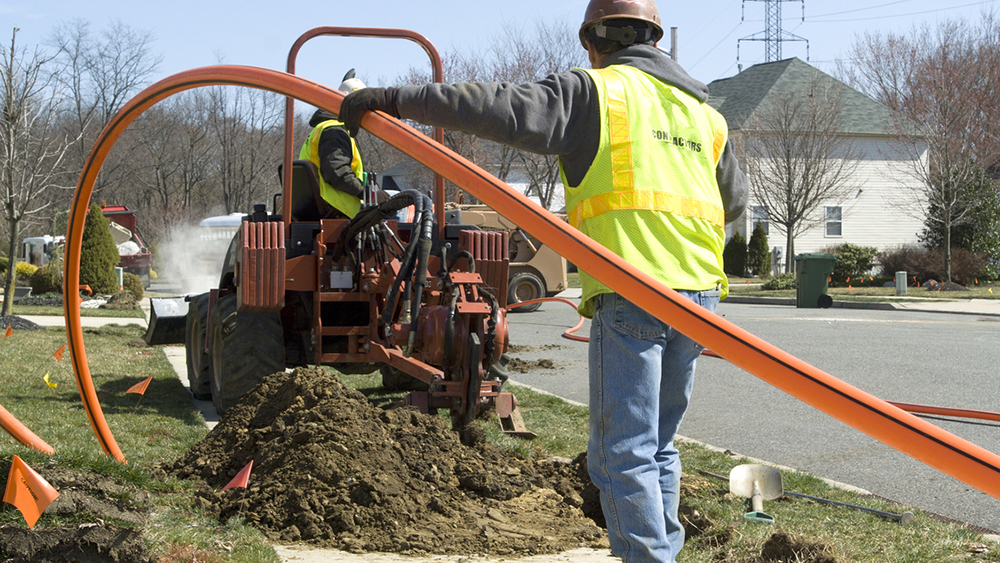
63,66,1000,502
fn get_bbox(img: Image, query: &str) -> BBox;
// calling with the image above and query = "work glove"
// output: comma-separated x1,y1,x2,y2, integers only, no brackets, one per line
339,87,399,137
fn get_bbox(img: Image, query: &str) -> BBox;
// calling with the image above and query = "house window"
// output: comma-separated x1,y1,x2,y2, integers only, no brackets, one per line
825,206,843,237
751,206,769,236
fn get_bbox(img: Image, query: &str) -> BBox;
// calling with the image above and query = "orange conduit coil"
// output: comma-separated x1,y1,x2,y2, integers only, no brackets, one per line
0,403,54,454
66,66,1000,502
508,297,587,342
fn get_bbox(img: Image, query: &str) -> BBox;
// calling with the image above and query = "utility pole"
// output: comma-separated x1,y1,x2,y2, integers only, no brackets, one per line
737,0,809,72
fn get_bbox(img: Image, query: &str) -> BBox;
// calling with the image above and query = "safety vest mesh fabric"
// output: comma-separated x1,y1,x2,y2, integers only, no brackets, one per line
561,65,729,318
299,119,364,218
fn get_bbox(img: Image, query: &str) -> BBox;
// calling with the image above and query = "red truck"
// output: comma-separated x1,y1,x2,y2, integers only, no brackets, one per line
101,205,152,287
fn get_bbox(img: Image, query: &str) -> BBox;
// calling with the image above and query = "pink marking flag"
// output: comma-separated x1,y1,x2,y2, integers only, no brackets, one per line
222,460,254,491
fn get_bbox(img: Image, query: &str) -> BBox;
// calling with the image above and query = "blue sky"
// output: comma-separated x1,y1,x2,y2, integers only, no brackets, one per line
2,0,997,90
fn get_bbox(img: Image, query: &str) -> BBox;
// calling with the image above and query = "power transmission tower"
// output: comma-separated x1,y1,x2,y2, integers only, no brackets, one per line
737,0,809,72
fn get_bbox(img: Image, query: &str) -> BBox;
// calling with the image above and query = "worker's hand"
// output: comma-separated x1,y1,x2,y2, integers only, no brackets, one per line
339,87,399,137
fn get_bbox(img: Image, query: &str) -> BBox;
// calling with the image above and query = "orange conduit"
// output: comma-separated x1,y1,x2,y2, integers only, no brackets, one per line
508,297,588,342
889,402,1000,423
0,403,54,454
66,66,1000,502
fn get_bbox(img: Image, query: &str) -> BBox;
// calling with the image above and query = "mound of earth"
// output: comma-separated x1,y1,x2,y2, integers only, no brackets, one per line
929,282,969,292
0,315,43,331
0,466,153,563
160,367,608,557
101,291,140,310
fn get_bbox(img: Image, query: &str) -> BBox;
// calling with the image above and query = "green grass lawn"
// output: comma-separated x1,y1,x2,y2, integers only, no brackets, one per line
1,326,997,562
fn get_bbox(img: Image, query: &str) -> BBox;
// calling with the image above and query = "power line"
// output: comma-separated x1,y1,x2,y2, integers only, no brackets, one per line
809,0,917,19
808,0,997,23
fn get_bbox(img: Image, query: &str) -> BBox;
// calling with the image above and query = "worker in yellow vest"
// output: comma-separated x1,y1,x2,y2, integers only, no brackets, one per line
341,1,747,560
299,69,367,218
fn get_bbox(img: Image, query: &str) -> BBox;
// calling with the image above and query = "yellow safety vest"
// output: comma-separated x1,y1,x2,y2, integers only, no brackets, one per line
562,65,729,318
299,119,364,219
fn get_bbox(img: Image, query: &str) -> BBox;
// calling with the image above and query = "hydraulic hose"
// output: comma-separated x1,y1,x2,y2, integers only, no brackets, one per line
405,202,435,354
64,65,1000,503
380,190,430,328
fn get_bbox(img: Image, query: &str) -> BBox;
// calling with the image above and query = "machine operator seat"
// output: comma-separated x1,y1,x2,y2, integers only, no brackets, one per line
283,159,339,222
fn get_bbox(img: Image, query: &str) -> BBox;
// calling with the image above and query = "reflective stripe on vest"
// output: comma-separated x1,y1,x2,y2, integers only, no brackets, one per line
568,69,726,228
299,119,364,218
561,65,730,317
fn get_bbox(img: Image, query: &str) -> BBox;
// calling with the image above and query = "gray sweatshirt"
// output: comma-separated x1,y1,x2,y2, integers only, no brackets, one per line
391,44,748,223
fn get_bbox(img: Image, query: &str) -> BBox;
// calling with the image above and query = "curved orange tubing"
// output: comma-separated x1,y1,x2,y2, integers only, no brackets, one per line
65,66,1000,503
508,297,588,342
0,403,54,454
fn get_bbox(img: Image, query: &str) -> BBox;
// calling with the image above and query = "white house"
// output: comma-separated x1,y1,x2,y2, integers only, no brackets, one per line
708,58,927,273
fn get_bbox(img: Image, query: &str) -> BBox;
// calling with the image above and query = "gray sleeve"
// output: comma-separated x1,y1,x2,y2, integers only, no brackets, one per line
393,70,597,157
717,141,748,224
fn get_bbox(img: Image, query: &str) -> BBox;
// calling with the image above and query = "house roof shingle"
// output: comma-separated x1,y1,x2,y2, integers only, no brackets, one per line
706,58,901,137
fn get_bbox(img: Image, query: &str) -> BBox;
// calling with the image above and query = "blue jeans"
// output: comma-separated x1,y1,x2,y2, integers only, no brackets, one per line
587,290,720,563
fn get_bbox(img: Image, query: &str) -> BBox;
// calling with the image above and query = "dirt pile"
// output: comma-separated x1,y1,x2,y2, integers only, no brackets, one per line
0,466,153,563
0,316,43,331
160,367,608,557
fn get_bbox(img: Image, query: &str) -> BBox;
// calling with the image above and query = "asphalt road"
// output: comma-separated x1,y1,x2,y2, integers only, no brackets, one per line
504,297,1000,534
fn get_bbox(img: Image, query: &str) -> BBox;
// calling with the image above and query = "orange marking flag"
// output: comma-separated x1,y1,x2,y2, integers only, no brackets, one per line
53,345,66,363
2,325,11,341
126,376,153,396
222,460,254,491
4,455,59,529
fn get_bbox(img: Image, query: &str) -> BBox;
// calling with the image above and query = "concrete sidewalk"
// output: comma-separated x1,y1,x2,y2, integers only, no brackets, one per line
725,294,1000,317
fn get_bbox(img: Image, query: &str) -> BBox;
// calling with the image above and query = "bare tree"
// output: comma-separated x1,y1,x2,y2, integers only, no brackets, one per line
48,19,161,199
841,16,1000,281
206,85,284,215
735,74,861,271
1,28,79,315
385,20,587,208
123,91,214,242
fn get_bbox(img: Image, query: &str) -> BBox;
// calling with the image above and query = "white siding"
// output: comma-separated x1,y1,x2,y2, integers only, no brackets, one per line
734,136,927,272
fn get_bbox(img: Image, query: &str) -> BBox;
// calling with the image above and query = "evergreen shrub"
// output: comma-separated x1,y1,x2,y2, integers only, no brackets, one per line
723,233,748,277
80,203,120,294
122,272,144,301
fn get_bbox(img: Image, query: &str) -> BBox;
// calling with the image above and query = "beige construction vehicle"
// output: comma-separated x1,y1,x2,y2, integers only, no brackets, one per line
449,204,567,313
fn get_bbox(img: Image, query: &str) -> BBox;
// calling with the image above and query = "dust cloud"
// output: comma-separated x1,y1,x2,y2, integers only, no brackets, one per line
159,219,239,296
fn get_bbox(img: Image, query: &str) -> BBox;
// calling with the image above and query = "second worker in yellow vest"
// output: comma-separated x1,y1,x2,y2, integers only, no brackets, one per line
298,70,368,219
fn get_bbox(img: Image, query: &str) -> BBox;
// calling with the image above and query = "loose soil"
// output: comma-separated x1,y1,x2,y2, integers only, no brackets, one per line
0,315,43,331
0,466,154,563
0,364,838,562
159,367,609,557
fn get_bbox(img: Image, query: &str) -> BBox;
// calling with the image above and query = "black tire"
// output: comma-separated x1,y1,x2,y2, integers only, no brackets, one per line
818,294,834,309
208,293,285,415
508,272,544,313
185,293,212,400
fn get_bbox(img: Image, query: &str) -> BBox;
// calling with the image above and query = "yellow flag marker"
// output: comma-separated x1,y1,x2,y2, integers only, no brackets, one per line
43,373,57,389
3,455,59,528
990,288,994,294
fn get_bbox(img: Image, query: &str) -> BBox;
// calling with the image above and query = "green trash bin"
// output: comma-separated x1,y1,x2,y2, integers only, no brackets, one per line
795,253,836,308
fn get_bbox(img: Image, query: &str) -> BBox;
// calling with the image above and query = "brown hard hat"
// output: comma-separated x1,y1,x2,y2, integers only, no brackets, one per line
579,0,664,48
